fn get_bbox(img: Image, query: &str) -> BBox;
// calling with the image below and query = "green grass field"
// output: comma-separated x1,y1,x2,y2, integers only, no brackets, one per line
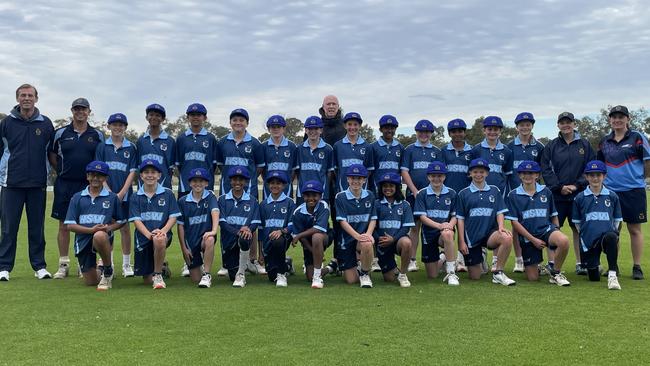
1,193,650,365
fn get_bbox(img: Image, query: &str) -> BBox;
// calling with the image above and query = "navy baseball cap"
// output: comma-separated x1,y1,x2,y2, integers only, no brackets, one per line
85,160,109,175
516,160,541,173
447,119,467,130
188,168,210,181
228,165,250,179
378,172,401,185
469,158,490,171
265,170,288,184
514,112,535,124
415,119,435,132
266,115,286,127
139,159,163,173
304,116,324,129
427,161,448,174
107,113,128,125
584,160,607,174
557,112,575,122
609,105,630,117
71,98,90,108
146,103,166,118
346,164,368,177
230,108,249,121
379,115,399,127
186,103,207,115
301,180,323,194
483,116,504,128
343,112,363,124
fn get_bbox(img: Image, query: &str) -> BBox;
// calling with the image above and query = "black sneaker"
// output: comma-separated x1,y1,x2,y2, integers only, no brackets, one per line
285,257,295,275
325,259,339,276
633,265,644,280
575,264,587,275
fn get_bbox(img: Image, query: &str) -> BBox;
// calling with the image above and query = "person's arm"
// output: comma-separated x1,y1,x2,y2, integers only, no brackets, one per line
158,217,177,237
456,218,468,254
133,220,154,240
177,224,192,260
401,170,418,198
66,223,106,235
117,171,136,200
496,213,511,236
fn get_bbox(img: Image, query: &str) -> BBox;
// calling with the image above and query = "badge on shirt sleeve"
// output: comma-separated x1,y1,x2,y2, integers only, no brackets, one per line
158,198,166,206
102,200,110,209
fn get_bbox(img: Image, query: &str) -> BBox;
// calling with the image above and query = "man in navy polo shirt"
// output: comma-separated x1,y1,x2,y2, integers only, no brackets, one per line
136,103,176,189
50,97,105,279
441,118,472,194
370,115,404,192
0,84,54,281
295,116,335,205
262,115,298,198
64,161,125,290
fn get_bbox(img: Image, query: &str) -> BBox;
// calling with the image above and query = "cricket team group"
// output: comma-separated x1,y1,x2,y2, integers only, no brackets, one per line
0,83,647,291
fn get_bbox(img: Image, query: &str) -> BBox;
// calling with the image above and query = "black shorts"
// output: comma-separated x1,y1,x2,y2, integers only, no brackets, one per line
520,228,558,267
554,200,576,228
421,231,441,263
580,232,619,269
463,229,497,266
134,236,172,277
51,178,86,220
616,188,647,223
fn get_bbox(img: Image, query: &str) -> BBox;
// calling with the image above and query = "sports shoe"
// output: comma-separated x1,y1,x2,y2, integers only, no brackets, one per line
276,273,288,287
53,262,69,279
152,274,166,289
311,275,324,289
161,262,171,279
407,259,418,272
359,274,373,288
198,273,212,288
0,270,9,281
302,264,307,274
575,264,587,275
397,273,411,288
371,257,381,272
513,260,524,273
549,272,571,286
608,275,621,290
492,271,516,286
481,248,489,274
456,252,468,272
181,263,190,277
97,274,113,291
232,273,246,288
325,260,339,276
443,273,460,286
538,264,550,276
216,267,228,276
245,260,258,274
254,260,267,275
34,268,52,279
633,265,644,280
122,264,134,278
78,266,83,278
286,257,295,275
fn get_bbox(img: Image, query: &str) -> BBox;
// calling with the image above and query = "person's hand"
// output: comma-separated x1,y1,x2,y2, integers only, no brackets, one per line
117,191,125,201
182,248,193,263
440,222,454,232
530,237,546,249
202,231,216,242
499,228,512,238
239,227,252,240
91,224,108,233
459,241,469,255
269,230,282,241
154,230,168,239
378,235,393,247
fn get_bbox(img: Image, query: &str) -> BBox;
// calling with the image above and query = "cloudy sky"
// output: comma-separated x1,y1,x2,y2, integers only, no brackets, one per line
2,0,648,138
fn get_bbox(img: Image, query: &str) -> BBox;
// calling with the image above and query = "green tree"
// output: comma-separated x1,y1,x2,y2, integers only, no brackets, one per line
285,117,304,144
164,115,188,137
396,133,416,146
259,132,271,142
359,124,376,143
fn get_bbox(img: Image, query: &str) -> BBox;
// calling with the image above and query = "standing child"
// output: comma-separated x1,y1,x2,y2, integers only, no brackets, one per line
136,104,175,189
177,168,219,288
572,160,623,290
262,115,298,198
295,116,335,205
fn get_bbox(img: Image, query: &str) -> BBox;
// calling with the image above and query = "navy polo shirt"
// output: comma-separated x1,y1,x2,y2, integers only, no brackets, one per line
401,141,442,196
375,198,414,239
295,139,334,200
95,137,138,202
540,131,595,200
177,190,219,250
175,128,218,193
289,200,330,235
216,132,264,197
572,186,623,251
370,138,404,191
259,193,296,250
128,183,181,250
505,183,557,242
470,139,513,194
217,190,262,249
333,135,374,192
507,136,545,188
262,137,298,197
64,187,125,254
335,189,378,250
51,123,104,181
441,142,472,193
598,130,650,191
413,185,457,238
456,182,508,247
136,130,176,189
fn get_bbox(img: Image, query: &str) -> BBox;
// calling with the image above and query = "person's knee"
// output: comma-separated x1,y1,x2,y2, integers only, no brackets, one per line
398,237,412,253
441,230,454,244
153,237,166,250
237,237,251,251
203,236,215,248
93,231,109,243
359,241,373,254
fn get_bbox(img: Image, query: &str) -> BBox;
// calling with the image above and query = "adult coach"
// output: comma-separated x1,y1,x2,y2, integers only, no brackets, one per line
597,105,650,280
50,98,105,279
0,84,54,281
319,95,346,146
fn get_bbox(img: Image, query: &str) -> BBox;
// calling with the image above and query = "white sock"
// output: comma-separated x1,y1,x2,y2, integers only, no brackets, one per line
457,252,465,265
516,256,523,263
123,254,131,266
314,268,322,278
446,261,455,274
59,256,70,265
237,250,250,275
492,255,498,265
608,270,617,277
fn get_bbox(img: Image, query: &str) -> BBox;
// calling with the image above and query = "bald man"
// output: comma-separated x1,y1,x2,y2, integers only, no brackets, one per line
319,95,346,146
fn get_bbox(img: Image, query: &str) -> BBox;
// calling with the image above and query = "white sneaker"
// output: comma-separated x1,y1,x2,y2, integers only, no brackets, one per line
245,261,258,274
152,274,166,289
232,273,246,288
34,268,52,279
608,275,621,290
407,259,418,272
53,263,69,279
254,260,267,275
0,270,9,281
181,263,190,277
513,260,524,273
77,266,83,278
198,273,212,288
359,274,373,288
276,273,288,287
97,274,113,291
371,257,381,272
549,272,571,286
122,264,134,278
302,264,307,274
444,273,460,286
397,273,411,288
311,275,324,289
492,271,516,286
216,267,228,276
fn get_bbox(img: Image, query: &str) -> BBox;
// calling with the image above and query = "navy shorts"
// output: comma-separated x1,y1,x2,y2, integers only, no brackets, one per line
463,228,497,266
119,201,130,222
337,239,360,271
520,228,558,267
134,235,173,277
51,178,86,220
406,195,417,218
76,244,98,273
375,233,409,273
421,231,442,263
185,245,204,270
580,232,619,269
221,244,241,271
616,188,647,224
554,200,576,228
302,230,333,267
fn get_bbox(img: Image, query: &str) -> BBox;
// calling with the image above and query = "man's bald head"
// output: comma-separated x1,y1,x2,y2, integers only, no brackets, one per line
322,95,340,118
